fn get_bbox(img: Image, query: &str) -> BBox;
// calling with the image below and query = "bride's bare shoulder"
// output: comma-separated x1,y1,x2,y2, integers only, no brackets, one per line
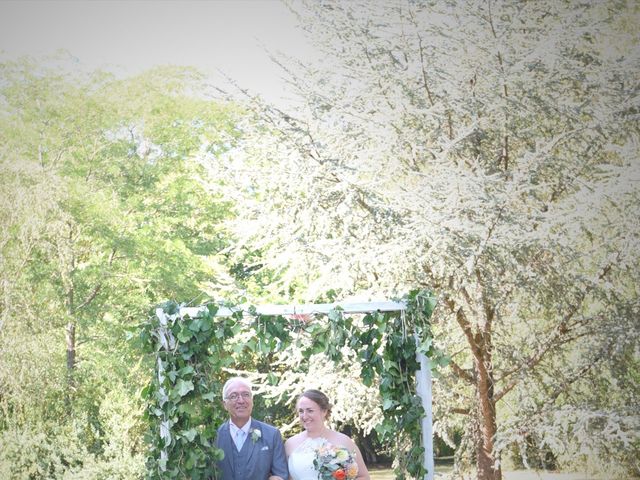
328,430,357,450
284,432,306,454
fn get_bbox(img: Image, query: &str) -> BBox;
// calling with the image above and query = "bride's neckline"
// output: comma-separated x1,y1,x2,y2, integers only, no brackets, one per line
304,428,331,440
305,436,326,442
293,435,330,454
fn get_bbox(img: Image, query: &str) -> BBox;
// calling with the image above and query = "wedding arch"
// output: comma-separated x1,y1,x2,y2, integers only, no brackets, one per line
140,290,443,480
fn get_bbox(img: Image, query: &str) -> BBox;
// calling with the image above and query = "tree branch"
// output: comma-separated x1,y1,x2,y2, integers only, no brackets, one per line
494,262,613,402
451,407,471,415
73,284,102,313
449,358,475,384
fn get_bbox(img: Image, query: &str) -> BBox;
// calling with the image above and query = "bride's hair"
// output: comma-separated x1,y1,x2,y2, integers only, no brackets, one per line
299,389,332,418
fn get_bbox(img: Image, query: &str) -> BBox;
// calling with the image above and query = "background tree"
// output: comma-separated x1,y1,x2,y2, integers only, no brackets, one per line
218,1,640,479
0,59,243,478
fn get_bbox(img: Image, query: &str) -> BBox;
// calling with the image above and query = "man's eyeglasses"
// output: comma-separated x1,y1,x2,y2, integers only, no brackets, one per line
225,392,252,401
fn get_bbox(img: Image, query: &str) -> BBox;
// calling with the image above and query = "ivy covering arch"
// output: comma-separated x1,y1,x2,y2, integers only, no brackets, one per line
139,290,443,480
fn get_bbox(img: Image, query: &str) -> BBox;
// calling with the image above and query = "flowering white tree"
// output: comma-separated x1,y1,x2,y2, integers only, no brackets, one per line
216,1,640,478
231,348,383,438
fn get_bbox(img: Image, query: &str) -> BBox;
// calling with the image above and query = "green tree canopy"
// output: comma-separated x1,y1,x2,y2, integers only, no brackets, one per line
0,59,244,478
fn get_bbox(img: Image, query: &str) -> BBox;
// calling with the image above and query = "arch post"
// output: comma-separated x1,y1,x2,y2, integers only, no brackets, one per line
416,335,435,480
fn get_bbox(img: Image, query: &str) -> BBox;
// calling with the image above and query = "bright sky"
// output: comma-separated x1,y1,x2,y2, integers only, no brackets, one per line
0,0,316,105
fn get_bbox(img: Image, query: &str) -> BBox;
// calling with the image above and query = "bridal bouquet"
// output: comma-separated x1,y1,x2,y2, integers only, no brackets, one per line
313,442,358,480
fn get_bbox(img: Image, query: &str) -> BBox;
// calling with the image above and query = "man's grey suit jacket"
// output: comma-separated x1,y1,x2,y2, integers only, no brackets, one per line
214,418,288,480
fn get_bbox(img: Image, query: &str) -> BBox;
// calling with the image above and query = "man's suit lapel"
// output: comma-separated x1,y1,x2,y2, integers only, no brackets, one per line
222,421,235,475
244,419,259,467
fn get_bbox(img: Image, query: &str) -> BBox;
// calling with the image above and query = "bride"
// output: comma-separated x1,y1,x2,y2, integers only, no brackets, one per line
284,389,370,480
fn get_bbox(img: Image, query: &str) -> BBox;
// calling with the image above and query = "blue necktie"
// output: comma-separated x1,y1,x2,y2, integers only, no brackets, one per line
235,429,246,451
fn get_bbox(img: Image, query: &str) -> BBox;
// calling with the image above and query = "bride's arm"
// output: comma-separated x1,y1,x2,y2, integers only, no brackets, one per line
355,450,370,479
350,441,370,480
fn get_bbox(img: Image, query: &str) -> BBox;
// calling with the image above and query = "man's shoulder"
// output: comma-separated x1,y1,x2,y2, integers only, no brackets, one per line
251,418,280,433
217,420,229,432
251,418,277,430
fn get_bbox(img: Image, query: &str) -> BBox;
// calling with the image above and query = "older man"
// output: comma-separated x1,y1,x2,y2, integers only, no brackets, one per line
214,377,288,480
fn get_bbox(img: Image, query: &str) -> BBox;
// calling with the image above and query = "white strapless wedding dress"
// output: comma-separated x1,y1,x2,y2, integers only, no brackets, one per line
288,437,327,480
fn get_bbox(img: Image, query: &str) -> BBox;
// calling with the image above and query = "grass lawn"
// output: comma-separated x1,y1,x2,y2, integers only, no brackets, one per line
368,467,604,480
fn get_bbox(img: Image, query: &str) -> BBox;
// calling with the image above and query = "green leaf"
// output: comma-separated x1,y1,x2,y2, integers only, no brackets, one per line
202,392,216,401
435,353,451,367
177,402,196,416
175,379,194,397
178,365,195,377
200,315,213,332
212,447,225,461
181,428,197,442
418,337,432,354
188,318,203,332
382,398,398,410
177,328,193,342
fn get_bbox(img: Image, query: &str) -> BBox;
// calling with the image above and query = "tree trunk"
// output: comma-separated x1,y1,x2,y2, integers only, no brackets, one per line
449,297,502,480
473,322,501,480
475,365,501,480
65,320,76,410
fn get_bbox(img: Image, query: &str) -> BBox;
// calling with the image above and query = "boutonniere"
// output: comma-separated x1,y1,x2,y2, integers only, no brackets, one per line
250,428,262,443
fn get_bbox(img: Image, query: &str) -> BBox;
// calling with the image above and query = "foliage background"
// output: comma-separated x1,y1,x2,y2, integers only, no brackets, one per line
0,61,243,479
1,0,639,479
216,0,640,478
